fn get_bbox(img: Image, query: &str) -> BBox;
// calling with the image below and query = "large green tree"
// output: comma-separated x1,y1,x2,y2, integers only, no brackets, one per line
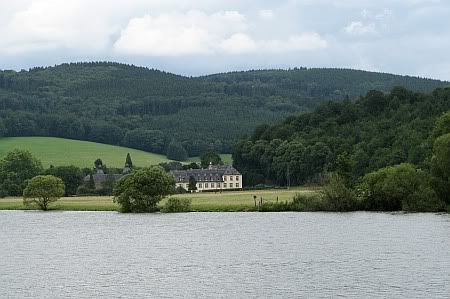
113,166,175,212
23,175,65,210
0,149,43,196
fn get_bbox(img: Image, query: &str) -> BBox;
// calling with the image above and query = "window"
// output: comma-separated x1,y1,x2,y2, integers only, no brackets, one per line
205,183,209,188
199,183,203,188
236,176,239,181
224,183,227,188
217,183,221,188
224,176,227,181
236,183,239,188
230,176,233,181
211,183,215,188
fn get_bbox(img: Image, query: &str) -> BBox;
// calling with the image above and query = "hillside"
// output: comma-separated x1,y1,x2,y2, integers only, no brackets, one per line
0,137,172,168
0,62,448,157
234,87,450,186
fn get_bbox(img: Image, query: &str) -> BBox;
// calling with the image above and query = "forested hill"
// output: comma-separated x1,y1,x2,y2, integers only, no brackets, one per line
0,62,448,157
233,87,450,186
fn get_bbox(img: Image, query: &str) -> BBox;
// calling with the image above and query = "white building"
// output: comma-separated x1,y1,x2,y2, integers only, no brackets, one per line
170,164,242,192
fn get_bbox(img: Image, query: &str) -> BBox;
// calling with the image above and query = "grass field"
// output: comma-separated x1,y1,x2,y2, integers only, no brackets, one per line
0,137,173,168
0,137,233,168
0,188,318,212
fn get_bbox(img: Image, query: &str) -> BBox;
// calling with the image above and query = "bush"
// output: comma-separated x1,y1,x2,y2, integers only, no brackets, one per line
320,173,359,211
161,198,192,213
290,193,326,211
259,193,324,212
359,163,445,212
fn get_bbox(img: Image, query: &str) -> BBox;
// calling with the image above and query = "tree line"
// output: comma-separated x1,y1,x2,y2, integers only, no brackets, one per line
0,62,447,158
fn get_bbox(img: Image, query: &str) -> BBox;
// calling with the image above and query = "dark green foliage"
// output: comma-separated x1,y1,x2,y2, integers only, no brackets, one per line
125,153,133,168
175,186,188,194
44,166,83,196
166,140,188,161
0,149,43,196
234,88,450,186
431,111,450,140
161,198,192,213
113,166,175,213
358,163,445,212
430,133,450,203
183,162,200,170
0,62,446,157
94,159,103,169
122,129,166,154
188,176,197,192
259,193,325,212
200,150,223,168
159,161,184,172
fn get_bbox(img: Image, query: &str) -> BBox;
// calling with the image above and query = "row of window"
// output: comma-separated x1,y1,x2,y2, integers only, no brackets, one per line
182,183,240,189
224,176,240,181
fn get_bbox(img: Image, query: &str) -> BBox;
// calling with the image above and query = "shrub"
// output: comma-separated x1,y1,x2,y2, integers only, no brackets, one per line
290,193,326,211
320,173,359,211
161,198,192,213
359,163,445,212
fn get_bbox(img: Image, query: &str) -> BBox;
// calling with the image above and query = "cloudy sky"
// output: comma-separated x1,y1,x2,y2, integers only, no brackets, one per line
1,0,449,80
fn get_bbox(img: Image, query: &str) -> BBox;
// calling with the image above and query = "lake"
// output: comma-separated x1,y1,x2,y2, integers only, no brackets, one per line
1,211,449,298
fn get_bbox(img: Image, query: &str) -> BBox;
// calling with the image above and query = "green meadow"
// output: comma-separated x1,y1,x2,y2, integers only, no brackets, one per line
0,188,318,212
0,137,232,168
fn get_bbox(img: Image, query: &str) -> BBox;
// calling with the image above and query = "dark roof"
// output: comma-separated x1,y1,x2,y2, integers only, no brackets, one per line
171,165,240,183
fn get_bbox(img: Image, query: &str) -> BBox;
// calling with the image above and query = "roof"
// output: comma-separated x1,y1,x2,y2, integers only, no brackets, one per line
171,165,241,183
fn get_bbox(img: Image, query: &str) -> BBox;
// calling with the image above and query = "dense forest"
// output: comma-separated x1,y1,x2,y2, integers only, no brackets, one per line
0,62,448,158
233,87,450,187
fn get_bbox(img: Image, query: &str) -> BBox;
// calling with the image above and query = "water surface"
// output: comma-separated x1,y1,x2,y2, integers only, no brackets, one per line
1,211,449,298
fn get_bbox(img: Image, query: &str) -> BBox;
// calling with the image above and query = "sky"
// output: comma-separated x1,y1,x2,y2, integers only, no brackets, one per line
0,0,449,80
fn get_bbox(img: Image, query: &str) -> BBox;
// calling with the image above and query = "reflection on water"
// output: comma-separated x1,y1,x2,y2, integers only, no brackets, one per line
1,211,449,298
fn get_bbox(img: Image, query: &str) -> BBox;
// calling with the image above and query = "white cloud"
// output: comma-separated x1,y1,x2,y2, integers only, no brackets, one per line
0,0,117,54
345,21,377,35
114,10,327,56
220,33,257,54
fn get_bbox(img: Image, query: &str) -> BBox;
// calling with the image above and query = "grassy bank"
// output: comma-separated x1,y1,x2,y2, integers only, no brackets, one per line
0,187,318,212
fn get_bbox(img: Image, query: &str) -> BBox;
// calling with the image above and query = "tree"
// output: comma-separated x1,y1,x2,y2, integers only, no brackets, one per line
23,175,65,210
432,111,450,141
188,175,197,192
45,166,83,196
359,163,444,212
125,153,133,168
94,158,103,169
166,140,188,161
431,133,450,203
0,149,43,196
113,166,175,212
200,150,222,168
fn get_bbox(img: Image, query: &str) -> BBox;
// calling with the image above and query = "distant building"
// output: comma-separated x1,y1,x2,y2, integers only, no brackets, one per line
171,164,242,192
83,167,130,190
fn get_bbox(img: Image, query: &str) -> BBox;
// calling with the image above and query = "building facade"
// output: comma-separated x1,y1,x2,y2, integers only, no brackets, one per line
171,165,242,192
